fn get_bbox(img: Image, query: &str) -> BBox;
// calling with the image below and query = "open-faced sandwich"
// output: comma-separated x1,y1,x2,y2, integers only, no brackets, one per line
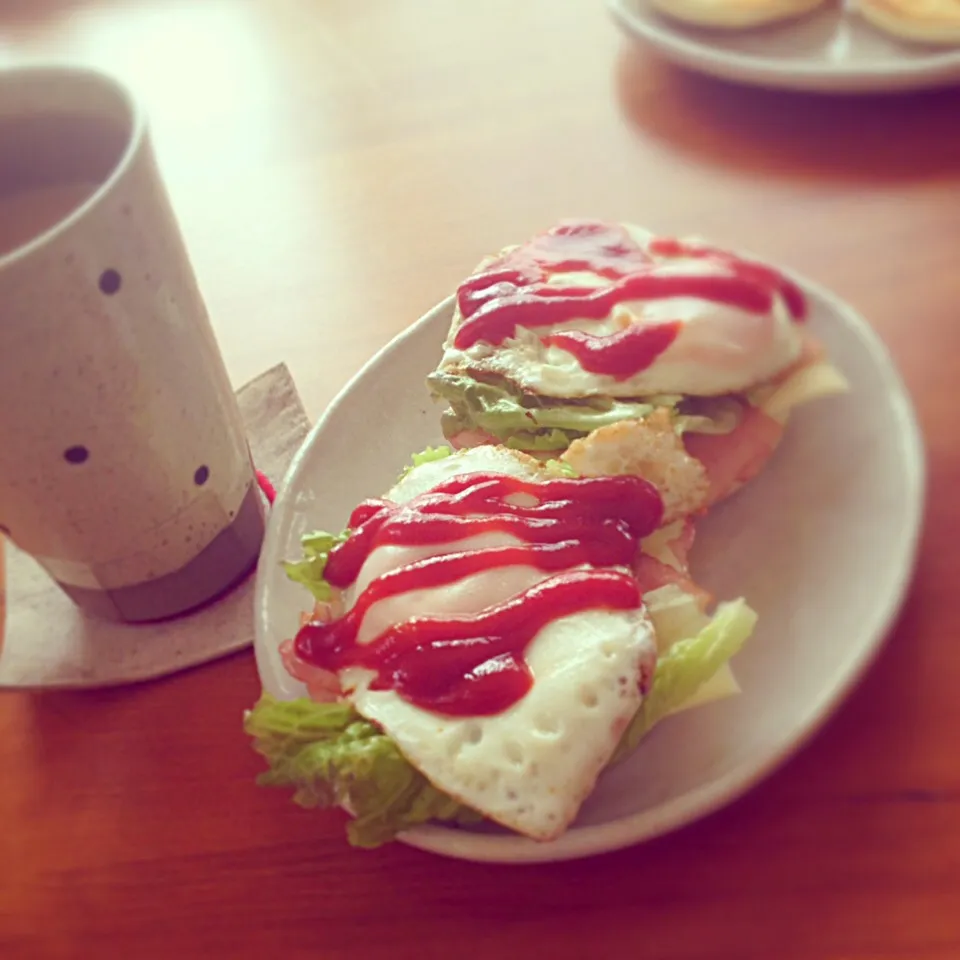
427,220,848,512
245,444,757,848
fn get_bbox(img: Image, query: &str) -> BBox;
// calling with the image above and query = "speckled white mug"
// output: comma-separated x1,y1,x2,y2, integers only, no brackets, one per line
0,65,265,623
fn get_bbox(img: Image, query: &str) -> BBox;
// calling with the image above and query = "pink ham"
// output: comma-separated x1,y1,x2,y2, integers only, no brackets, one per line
683,402,784,506
280,600,345,702
681,334,826,504
449,428,498,450
280,639,342,703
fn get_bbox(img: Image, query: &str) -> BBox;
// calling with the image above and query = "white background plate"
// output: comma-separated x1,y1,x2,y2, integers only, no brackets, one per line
609,0,960,93
254,275,924,864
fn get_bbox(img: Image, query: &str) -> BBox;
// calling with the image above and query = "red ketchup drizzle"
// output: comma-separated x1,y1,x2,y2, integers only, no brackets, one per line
545,321,683,382
648,237,807,322
452,220,807,378
294,472,664,718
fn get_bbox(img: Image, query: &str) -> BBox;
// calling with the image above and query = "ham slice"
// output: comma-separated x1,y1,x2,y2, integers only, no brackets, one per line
682,334,839,504
683,402,784,505
281,600,345,702
280,640,342,702
449,428,499,450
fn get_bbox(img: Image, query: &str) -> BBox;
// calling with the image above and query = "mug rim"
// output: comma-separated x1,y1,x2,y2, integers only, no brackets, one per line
0,62,146,271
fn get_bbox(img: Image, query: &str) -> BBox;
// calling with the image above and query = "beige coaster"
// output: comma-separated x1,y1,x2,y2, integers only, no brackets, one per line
0,362,310,690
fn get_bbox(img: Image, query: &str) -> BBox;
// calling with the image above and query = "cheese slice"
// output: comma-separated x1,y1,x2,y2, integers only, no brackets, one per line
753,360,851,425
336,446,658,841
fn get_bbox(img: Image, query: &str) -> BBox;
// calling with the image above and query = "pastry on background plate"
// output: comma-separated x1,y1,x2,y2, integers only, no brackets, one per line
427,219,848,513
646,0,830,29
245,444,757,848
856,0,960,44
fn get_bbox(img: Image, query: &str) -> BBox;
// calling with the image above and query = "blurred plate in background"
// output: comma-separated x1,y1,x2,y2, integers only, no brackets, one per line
609,0,960,93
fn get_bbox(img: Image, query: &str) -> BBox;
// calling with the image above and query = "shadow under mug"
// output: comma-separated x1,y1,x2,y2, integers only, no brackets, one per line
0,64,265,624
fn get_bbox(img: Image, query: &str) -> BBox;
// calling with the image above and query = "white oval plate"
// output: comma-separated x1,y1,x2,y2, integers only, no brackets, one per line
609,0,960,93
254,274,924,864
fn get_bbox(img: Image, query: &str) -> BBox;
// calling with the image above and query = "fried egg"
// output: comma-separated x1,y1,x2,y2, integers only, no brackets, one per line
338,446,659,842
438,223,806,400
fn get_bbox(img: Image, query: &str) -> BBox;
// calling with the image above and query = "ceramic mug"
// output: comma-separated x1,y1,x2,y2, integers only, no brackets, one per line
0,64,265,623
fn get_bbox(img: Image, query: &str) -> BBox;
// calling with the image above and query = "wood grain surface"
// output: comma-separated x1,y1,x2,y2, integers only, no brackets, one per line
1,2,959,958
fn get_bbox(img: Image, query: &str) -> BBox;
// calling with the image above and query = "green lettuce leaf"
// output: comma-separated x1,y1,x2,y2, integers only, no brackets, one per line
611,598,758,764
397,444,453,478
429,371,745,450
428,372,658,442
244,695,482,847
543,458,578,478
281,530,350,602
505,428,578,452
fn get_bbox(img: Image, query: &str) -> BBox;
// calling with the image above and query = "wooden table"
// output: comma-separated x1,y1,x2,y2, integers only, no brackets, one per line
2,2,959,958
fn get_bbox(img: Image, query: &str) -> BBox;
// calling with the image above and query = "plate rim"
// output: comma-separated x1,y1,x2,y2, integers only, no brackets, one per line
608,0,960,92
255,270,925,865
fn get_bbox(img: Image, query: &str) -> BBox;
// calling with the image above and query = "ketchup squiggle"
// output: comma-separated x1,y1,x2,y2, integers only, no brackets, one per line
294,471,664,717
